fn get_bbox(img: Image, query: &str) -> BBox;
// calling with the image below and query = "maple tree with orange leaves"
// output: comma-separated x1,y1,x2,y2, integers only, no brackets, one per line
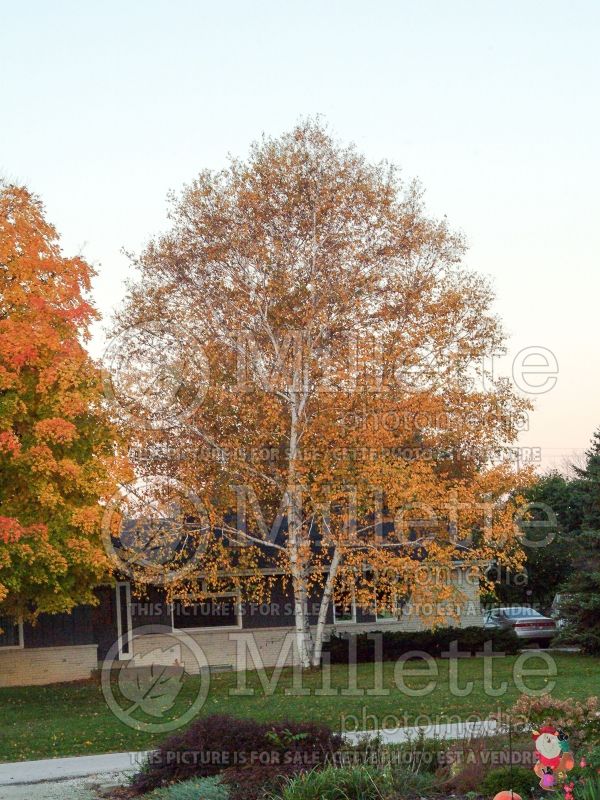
0,184,125,620
112,121,534,667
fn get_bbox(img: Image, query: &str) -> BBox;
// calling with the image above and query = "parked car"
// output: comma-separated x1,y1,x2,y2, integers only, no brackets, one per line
483,606,557,647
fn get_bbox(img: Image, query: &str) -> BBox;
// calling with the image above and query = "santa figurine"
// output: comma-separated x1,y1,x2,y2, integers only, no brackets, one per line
533,726,563,771
533,726,563,790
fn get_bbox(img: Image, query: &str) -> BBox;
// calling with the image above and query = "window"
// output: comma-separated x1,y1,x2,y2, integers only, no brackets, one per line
172,593,241,631
333,592,357,624
501,607,543,619
374,590,403,622
0,616,24,649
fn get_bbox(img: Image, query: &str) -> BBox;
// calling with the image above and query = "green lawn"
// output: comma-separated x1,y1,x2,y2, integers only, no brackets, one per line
0,653,598,763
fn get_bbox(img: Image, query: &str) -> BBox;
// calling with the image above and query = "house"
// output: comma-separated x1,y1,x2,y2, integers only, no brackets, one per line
0,522,484,687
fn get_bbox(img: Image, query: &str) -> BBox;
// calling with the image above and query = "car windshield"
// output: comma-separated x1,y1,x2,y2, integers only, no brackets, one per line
501,607,544,618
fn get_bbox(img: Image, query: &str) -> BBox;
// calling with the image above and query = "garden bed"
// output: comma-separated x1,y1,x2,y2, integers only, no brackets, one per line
99,694,600,800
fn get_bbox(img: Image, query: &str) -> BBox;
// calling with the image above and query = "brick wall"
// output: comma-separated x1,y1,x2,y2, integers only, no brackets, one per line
129,625,299,673
0,644,98,687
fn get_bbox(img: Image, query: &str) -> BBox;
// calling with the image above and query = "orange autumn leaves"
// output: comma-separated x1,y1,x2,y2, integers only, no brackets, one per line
112,121,533,663
1,122,535,641
0,184,123,616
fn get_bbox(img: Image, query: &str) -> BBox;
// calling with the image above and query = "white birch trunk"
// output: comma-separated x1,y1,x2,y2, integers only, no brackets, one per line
286,383,313,668
311,546,341,667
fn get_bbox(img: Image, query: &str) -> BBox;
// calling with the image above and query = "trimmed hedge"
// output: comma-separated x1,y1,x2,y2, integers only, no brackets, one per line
324,625,520,663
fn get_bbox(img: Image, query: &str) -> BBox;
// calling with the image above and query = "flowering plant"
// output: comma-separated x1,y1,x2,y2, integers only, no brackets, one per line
493,695,600,748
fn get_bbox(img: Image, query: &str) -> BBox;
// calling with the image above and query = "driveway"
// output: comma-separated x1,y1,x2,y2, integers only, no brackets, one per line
0,777,100,800
0,752,143,800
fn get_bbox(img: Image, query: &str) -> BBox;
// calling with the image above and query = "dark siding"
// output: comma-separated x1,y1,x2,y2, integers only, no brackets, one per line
23,606,95,649
125,581,305,630
0,616,21,647
17,575,368,658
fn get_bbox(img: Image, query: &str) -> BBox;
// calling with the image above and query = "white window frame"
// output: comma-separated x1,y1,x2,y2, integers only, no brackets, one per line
0,617,24,650
171,591,242,633
332,592,357,624
115,581,133,660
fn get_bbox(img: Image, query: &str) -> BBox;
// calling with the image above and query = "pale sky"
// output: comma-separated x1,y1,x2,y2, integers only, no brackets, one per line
1,0,598,472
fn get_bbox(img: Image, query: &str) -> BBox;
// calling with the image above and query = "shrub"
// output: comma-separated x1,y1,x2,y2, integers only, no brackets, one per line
389,767,437,796
222,757,310,800
130,715,342,798
277,765,394,800
324,625,519,664
278,764,436,800
386,734,447,774
145,776,229,799
582,744,600,772
131,715,266,792
479,766,538,798
217,721,343,800
567,744,600,787
494,694,600,747
586,744,600,764
446,760,488,794
441,736,538,795
342,731,446,778
440,737,494,793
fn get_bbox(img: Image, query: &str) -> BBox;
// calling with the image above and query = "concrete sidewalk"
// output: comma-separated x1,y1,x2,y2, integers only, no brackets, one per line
0,750,147,788
344,717,498,744
0,718,499,789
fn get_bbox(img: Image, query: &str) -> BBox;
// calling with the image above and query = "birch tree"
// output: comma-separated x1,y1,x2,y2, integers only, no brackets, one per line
109,121,531,667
